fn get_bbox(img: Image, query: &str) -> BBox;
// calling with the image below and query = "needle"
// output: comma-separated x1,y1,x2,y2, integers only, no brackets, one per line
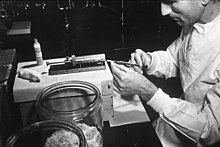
106,60,139,67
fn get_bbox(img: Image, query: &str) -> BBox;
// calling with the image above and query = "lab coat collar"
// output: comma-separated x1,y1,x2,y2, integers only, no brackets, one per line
193,13,220,35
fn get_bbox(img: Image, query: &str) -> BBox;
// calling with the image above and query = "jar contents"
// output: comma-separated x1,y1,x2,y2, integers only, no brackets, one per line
44,130,80,147
77,123,102,147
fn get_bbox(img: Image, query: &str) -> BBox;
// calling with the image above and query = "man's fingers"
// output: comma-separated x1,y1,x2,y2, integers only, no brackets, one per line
134,49,144,67
110,62,129,73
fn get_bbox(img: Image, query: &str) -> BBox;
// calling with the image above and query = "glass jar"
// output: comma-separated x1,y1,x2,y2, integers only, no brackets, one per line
35,80,103,147
5,120,87,147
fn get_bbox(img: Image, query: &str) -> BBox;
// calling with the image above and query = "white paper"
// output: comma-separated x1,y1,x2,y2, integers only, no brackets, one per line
109,92,150,127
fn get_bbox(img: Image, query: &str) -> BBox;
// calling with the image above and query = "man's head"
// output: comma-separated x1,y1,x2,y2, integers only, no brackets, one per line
161,0,220,27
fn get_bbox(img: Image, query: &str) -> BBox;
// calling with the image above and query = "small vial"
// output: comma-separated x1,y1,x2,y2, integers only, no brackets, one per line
33,38,43,65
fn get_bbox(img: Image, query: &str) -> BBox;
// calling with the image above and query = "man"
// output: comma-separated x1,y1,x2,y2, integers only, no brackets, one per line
110,0,220,146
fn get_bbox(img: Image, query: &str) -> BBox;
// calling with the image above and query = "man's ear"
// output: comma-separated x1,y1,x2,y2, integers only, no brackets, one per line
201,0,209,6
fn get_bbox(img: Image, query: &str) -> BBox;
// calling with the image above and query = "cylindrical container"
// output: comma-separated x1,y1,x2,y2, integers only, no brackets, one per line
33,38,43,65
5,120,87,147
36,80,103,147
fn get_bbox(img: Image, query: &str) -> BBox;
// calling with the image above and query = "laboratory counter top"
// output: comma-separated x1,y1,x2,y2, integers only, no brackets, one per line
103,121,163,147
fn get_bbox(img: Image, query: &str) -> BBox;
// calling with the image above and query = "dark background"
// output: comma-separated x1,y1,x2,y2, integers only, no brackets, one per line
1,0,181,61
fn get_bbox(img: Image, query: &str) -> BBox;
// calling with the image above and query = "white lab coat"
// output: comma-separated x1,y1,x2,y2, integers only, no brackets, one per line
146,13,220,147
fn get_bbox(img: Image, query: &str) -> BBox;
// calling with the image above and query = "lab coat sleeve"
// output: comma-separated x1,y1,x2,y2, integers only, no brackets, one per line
146,38,181,79
146,46,220,145
147,82,220,145
201,82,220,144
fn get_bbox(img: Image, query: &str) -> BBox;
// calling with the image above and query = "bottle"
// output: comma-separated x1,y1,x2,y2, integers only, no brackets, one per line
33,38,43,65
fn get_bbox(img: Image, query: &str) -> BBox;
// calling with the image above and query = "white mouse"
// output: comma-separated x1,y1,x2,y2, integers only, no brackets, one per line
18,69,42,82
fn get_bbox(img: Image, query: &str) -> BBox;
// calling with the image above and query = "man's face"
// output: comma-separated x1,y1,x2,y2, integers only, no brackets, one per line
161,0,205,26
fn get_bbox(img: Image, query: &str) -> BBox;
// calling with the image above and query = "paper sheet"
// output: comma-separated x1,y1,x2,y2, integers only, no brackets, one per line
109,92,150,127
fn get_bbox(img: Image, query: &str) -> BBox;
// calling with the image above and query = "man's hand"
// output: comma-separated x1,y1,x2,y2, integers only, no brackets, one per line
110,61,158,102
130,49,152,74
